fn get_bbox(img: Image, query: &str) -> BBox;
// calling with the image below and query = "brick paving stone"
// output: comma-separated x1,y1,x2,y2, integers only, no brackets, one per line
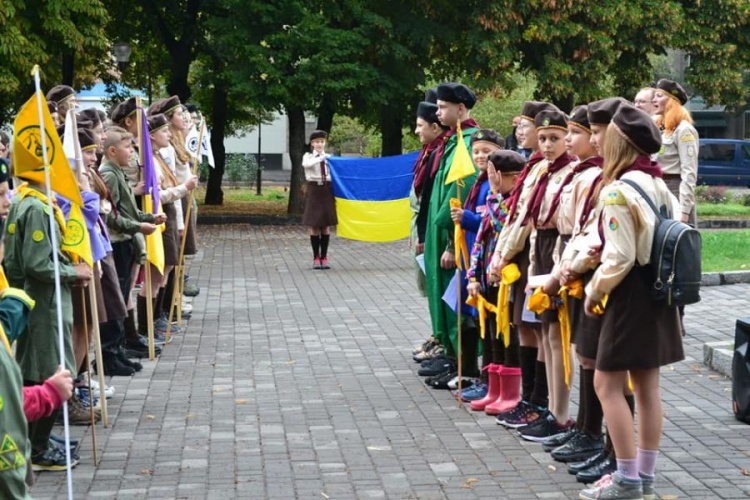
32,225,750,499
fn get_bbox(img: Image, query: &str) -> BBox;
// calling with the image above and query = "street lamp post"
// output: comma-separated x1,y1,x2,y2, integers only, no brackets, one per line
113,42,132,75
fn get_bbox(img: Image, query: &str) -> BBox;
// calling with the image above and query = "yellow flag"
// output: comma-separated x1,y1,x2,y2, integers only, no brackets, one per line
61,203,93,267
444,127,476,185
143,194,165,275
13,94,83,206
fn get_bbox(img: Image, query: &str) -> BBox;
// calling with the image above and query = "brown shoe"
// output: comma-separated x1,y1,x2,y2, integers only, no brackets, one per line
67,394,101,426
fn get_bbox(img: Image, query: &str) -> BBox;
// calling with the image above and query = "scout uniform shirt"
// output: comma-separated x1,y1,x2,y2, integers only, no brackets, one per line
0,284,36,500
657,120,699,216
99,158,157,243
585,170,679,302
302,152,332,184
4,185,78,382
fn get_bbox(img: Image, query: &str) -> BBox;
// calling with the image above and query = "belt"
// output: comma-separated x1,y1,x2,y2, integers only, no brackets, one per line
662,174,681,180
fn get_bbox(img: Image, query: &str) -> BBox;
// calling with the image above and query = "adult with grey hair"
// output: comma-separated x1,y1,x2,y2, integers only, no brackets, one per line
633,87,656,116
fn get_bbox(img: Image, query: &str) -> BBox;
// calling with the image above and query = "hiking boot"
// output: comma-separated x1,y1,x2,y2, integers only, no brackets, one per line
414,344,443,362
579,472,643,499
551,432,604,463
542,427,578,452
31,447,80,471
67,395,101,425
520,413,573,442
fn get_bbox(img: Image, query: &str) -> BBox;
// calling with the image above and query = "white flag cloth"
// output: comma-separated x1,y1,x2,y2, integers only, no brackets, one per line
62,109,81,171
186,123,215,168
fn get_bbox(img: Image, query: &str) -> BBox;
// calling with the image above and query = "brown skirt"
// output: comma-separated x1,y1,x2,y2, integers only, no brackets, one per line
163,202,180,266
511,239,532,327
533,228,560,323
180,195,197,256
663,175,696,227
596,266,684,371
302,182,337,228
99,253,127,323
571,271,602,360
72,265,106,326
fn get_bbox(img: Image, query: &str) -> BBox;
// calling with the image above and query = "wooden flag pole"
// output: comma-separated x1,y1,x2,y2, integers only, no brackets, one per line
456,181,463,408
79,289,98,465
136,97,156,360
166,119,205,340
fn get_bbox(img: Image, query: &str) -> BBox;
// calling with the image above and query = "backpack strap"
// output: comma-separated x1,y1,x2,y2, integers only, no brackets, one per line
621,179,663,221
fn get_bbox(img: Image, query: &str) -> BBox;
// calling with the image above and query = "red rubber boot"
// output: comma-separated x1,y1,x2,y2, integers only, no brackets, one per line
470,364,502,411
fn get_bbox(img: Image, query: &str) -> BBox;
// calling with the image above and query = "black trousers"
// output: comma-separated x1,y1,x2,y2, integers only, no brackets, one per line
111,240,135,301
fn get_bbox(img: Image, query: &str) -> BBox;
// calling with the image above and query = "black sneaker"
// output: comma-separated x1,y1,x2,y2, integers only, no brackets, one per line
31,447,80,471
542,427,578,452
418,359,455,377
576,454,616,483
117,351,143,372
419,355,447,368
429,370,457,390
551,432,604,463
49,436,79,458
124,337,162,358
497,401,546,429
101,357,135,377
519,413,573,442
568,450,606,475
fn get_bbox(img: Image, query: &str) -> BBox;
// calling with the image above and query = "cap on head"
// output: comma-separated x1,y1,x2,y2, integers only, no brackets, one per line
488,150,526,173
568,105,591,133
78,128,98,151
519,101,559,123
111,97,138,124
587,97,628,126
46,85,76,105
416,102,439,124
655,79,688,106
611,103,662,155
148,95,181,117
436,82,477,109
470,129,505,149
309,130,328,142
424,88,438,105
147,114,170,134
534,108,568,132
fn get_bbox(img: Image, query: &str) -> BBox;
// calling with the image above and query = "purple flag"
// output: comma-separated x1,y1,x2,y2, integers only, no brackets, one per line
140,108,160,212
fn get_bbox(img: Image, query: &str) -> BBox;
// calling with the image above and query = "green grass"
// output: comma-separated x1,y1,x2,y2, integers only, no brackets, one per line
697,203,750,218
701,230,750,272
195,186,288,216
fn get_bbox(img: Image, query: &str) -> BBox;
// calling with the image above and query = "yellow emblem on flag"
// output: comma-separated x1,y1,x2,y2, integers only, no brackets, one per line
13,94,83,206
61,203,93,267
444,127,476,185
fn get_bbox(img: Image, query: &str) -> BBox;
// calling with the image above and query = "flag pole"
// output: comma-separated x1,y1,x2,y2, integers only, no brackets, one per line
456,180,463,408
136,97,156,360
167,119,204,340
32,64,74,500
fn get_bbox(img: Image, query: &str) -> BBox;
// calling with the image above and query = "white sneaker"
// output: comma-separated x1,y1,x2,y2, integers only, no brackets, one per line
447,376,481,390
181,302,193,314
89,378,115,399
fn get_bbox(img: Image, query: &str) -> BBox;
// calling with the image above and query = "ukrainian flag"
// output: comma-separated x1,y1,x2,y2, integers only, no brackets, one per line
328,152,419,242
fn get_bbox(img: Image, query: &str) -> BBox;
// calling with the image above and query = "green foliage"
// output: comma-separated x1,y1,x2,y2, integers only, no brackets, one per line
698,203,750,217
224,153,259,184
695,185,730,204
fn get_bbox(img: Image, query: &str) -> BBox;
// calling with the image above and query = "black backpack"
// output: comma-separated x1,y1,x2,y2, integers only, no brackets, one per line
622,180,702,307
733,318,750,424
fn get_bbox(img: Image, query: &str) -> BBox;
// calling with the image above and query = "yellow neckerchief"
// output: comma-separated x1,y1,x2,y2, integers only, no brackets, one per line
526,286,552,315
449,196,471,270
15,183,67,239
557,280,584,389
592,294,609,315
0,263,8,292
497,264,521,346
465,293,497,340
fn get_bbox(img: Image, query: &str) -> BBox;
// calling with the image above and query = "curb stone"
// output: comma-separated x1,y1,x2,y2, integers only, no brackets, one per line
702,271,750,286
703,340,734,378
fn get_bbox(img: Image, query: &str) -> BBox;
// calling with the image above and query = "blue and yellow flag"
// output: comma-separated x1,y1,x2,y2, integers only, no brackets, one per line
328,152,418,242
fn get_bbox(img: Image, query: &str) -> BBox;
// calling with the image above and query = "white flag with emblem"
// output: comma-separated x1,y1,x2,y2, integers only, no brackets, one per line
186,123,215,168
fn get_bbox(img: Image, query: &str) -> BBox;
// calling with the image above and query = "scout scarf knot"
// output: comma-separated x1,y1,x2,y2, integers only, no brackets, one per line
541,156,603,227
523,153,572,227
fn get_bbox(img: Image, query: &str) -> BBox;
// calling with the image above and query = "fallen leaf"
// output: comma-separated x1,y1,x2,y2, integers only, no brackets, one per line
140,468,153,476
462,478,479,490
236,399,248,405
213,388,223,393
286,360,296,365
186,413,195,419
691,364,703,373
548,465,557,471
321,493,329,499
741,468,749,476
146,415,155,421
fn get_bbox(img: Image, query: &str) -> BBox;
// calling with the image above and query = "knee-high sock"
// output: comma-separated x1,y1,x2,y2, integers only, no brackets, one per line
575,369,586,431
582,369,604,438
320,234,330,259
310,235,321,258
530,360,549,408
163,270,176,319
519,346,537,402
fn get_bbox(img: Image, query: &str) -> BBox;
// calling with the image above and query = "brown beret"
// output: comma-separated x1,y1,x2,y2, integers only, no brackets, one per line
655,79,688,106
309,130,327,142
78,128,98,151
148,95,181,117
78,108,103,126
436,82,477,109
470,129,505,149
147,113,170,133
488,150,526,174
56,120,93,142
568,105,591,133
611,103,662,155
48,102,58,114
111,97,137,124
519,101,558,122
535,108,568,132
46,85,76,105
587,97,628,126
416,101,439,124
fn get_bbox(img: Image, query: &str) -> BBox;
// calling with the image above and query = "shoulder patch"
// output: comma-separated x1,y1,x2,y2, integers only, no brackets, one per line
32,230,45,242
604,189,627,206
608,217,619,231
679,132,696,143
6,223,15,235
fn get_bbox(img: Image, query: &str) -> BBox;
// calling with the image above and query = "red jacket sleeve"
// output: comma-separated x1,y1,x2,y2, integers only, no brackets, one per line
23,381,64,422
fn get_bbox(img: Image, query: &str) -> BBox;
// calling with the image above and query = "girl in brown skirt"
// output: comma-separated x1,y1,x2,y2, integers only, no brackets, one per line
302,130,337,270
581,103,684,500
515,108,574,442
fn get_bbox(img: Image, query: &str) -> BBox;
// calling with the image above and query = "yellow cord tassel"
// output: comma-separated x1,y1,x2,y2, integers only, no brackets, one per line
496,264,521,346
465,294,497,340
557,280,584,389
449,197,471,270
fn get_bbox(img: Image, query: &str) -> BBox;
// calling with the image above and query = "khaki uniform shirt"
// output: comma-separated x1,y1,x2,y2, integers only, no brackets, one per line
585,171,679,302
657,121,699,215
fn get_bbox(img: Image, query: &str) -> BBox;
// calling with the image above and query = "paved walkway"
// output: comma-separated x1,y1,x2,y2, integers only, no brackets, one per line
34,225,750,499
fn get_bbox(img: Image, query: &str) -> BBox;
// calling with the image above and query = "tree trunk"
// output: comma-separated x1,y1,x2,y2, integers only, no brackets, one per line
166,47,193,103
62,53,75,86
380,104,403,156
552,93,576,114
204,66,229,205
316,96,335,133
287,106,307,215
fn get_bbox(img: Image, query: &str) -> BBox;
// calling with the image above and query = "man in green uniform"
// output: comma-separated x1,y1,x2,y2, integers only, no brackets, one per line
4,178,91,470
424,82,479,363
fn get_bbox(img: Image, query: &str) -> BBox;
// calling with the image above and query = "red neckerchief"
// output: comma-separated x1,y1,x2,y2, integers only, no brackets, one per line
597,155,663,243
429,119,479,179
522,153,572,227
464,170,487,210
505,151,543,222
414,133,445,195
540,155,603,227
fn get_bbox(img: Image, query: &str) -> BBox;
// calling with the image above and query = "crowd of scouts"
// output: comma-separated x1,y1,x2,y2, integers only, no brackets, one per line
409,80,698,500
0,85,204,497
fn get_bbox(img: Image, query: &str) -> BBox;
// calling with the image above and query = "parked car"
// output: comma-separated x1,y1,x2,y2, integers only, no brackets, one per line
697,139,750,186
